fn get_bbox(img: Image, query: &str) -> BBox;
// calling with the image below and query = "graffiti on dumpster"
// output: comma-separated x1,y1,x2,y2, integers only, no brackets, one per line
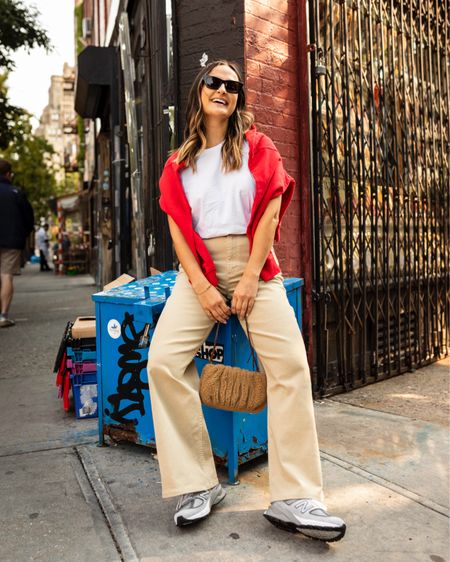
104,312,148,424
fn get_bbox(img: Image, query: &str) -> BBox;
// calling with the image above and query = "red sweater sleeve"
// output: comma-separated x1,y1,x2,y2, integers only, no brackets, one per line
268,154,295,241
248,145,295,242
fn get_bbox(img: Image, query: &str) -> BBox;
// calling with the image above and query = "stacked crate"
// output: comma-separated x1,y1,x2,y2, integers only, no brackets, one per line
54,317,98,419
66,317,97,419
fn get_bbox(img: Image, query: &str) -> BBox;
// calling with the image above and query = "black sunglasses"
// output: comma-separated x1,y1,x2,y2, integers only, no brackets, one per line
202,74,243,94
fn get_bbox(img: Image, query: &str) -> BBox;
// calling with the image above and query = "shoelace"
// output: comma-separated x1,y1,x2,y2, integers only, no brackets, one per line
176,489,210,510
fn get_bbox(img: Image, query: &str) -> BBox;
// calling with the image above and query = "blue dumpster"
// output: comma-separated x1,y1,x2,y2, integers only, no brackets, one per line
92,271,303,483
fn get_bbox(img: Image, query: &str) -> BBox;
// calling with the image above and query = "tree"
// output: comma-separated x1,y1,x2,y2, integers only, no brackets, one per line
0,0,51,71
0,74,27,149
0,0,51,148
1,111,59,219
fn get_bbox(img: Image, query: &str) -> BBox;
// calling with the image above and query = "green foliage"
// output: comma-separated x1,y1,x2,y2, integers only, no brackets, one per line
0,74,27,149
0,0,52,71
0,2,74,218
63,172,79,195
0,0,51,148
74,4,84,56
0,110,59,219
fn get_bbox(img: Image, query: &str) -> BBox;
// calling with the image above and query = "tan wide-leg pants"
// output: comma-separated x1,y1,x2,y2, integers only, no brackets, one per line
147,235,324,502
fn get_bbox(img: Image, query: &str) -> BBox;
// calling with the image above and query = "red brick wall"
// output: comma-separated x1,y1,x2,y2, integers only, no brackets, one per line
244,0,302,277
175,0,244,138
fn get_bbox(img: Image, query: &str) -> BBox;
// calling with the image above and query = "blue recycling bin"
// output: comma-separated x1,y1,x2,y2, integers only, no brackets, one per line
92,271,303,483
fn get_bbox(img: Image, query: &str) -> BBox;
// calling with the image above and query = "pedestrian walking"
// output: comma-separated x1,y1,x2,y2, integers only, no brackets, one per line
146,60,346,542
36,223,52,271
0,159,34,327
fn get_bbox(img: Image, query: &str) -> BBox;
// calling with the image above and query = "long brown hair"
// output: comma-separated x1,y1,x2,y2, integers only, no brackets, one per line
176,60,254,172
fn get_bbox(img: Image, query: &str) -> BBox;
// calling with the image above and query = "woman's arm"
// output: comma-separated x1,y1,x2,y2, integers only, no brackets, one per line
231,195,282,320
168,216,231,323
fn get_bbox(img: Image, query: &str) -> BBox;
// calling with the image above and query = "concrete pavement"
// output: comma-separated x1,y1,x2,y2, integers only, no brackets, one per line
0,263,448,561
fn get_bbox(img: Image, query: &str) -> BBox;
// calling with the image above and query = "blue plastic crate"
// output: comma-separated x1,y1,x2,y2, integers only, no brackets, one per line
66,347,96,362
70,372,98,419
67,359,97,374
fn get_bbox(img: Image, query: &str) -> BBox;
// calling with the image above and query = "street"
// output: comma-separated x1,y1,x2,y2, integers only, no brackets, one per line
0,263,448,562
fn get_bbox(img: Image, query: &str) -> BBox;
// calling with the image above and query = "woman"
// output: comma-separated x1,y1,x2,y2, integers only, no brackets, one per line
147,60,346,542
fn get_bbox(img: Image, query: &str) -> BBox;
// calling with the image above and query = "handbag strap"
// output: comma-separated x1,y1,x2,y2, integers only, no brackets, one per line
208,321,221,362
244,317,259,370
208,317,258,370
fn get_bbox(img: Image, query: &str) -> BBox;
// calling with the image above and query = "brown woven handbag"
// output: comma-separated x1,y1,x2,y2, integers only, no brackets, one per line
199,318,267,413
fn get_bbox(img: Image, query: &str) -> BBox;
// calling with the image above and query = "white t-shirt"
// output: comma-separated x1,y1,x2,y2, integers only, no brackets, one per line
180,140,256,239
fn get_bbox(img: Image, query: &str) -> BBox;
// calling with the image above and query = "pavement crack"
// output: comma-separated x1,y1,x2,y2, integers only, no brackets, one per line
320,450,449,518
74,445,139,562
0,440,97,458
322,397,425,422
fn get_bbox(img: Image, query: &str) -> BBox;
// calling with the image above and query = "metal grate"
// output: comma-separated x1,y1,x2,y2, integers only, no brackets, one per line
309,0,449,396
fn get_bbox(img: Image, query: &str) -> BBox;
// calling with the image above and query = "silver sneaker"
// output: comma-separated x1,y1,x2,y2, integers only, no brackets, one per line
264,498,346,542
174,483,226,526
0,317,15,328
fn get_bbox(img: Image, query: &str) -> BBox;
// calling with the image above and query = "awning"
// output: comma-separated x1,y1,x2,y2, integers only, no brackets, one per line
75,46,117,119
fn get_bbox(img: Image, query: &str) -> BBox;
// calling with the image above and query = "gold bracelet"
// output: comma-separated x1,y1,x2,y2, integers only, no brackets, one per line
195,283,212,296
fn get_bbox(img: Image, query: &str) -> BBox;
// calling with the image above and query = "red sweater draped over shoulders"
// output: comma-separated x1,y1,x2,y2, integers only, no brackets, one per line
158,125,295,286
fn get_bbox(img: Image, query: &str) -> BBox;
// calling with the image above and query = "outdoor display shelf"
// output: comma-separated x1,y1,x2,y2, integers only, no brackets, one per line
92,270,304,483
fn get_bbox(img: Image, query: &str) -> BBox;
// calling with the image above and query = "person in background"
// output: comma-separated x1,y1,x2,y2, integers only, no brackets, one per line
0,158,34,327
36,223,52,271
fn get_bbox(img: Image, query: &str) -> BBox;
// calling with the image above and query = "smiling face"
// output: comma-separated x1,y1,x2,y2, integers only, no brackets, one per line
200,64,240,122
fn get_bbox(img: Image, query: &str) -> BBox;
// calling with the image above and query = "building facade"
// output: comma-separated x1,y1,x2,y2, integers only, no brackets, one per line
74,0,449,395
36,63,79,188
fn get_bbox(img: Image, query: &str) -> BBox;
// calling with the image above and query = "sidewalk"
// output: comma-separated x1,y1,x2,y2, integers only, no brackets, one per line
0,263,448,562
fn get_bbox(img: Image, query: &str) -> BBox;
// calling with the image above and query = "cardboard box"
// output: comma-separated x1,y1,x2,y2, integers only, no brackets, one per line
72,316,96,339
71,274,137,340
103,273,135,291
150,267,161,276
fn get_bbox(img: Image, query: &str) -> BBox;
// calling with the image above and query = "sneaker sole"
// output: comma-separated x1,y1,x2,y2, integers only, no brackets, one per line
263,513,346,543
175,488,227,527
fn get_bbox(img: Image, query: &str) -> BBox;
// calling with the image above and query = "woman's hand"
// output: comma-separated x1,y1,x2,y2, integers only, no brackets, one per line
231,273,259,320
196,284,231,324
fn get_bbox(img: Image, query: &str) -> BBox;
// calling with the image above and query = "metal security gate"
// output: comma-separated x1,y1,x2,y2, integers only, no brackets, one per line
309,0,449,395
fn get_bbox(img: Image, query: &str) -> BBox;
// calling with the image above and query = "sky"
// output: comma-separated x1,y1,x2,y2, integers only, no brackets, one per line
7,0,75,129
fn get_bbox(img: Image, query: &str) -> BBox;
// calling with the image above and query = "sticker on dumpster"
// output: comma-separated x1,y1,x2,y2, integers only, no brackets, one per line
107,319,121,339
196,341,224,363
